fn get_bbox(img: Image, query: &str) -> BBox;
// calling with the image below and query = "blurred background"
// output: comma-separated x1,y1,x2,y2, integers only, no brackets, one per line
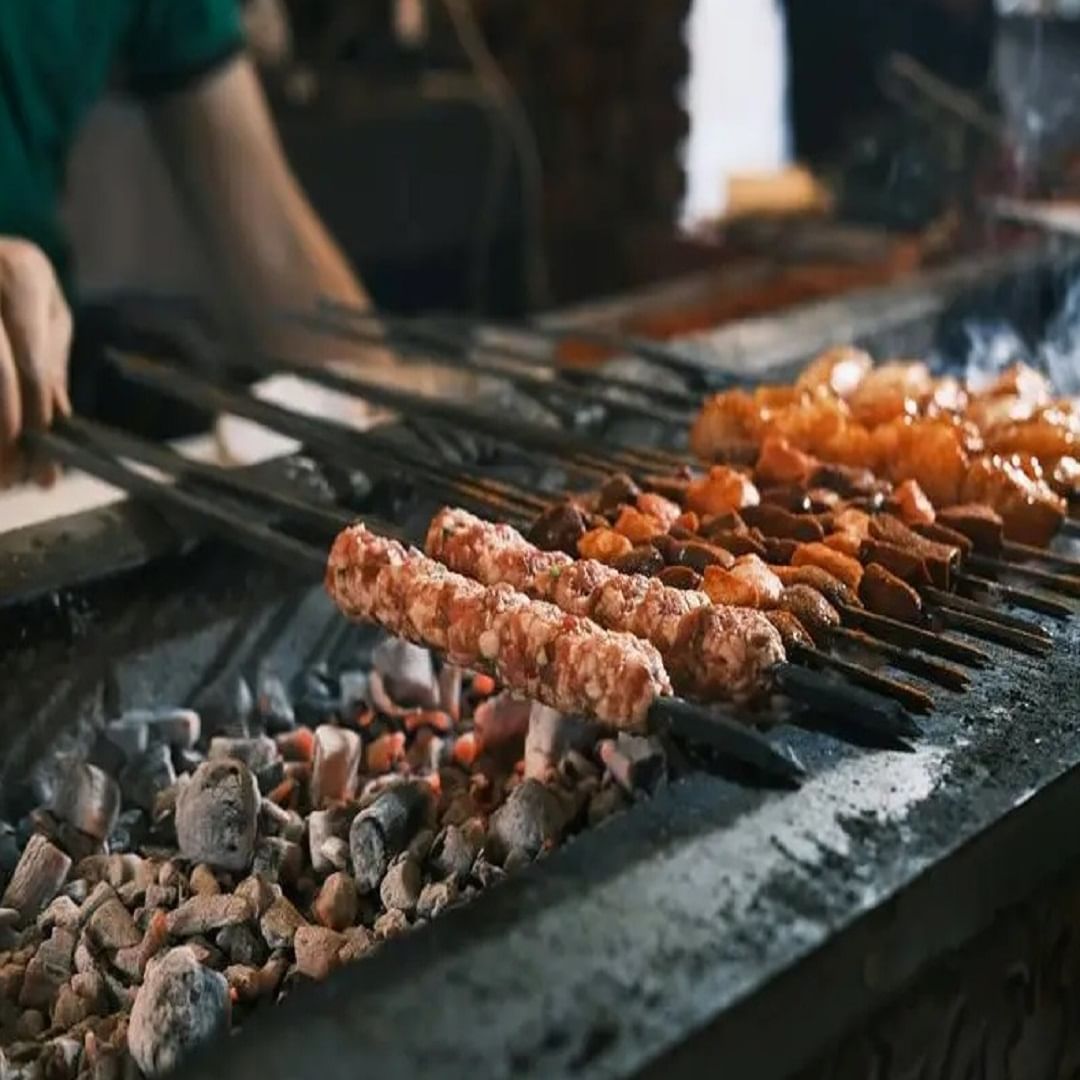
66,0,1080,333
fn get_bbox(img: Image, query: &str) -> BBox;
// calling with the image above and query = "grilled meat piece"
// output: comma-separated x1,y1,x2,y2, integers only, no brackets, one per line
597,473,642,515
790,542,864,592
636,491,682,527
959,455,1064,546
757,485,813,513
667,540,736,573
859,540,931,587
889,478,936,526
754,435,819,487
527,502,589,556
807,462,888,499
657,566,704,591
867,514,959,589
794,346,873,399
859,563,923,623
771,564,861,609
765,609,816,650
912,521,973,557
699,529,767,559
611,545,665,577
685,465,761,517
426,508,784,702
936,504,1004,553
740,504,826,543
761,536,799,565
776,585,840,645
667,605,786,701
612,506,666,544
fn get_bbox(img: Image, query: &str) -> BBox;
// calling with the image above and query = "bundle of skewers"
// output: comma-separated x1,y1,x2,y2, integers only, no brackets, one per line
30,322,1080,793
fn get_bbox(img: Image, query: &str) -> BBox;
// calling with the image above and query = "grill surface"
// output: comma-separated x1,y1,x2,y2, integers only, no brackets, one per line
3,244,1080,1078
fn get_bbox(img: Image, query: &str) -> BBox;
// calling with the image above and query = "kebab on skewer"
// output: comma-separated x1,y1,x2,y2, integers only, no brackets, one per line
324,524,908,779
521,456,1057,658
425,507,943,715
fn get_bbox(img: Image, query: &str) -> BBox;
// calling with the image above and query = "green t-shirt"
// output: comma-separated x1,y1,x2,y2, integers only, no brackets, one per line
0,1,244,282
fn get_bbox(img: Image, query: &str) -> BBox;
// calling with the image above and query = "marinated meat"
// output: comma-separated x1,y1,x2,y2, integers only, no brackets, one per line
771,564,860,609
327,524,671,729
890,478,936,526
423,508,785,702
790,542,864,591
685,466,761,517
765,609,816,651
776,585,840,644
912,521,974,557
936,504,1004,553
527,502,589,556
740,504,825,542
859,539,931,587
867,514,959,588
859,563,923,623
610,545,666,577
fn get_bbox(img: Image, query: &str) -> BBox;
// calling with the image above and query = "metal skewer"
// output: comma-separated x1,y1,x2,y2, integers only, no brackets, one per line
27,428,333,576
825,625,969,691
287,308,695,427
837,605,990,667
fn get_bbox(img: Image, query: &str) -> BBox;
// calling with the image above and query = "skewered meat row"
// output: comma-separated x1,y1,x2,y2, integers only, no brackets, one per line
689,352,1072,543
739,347,1077,462
326,523,672,730
799,351,1079,466
425,507,786,700
522,495,845,650
661,426,1056,549
528,456,985,629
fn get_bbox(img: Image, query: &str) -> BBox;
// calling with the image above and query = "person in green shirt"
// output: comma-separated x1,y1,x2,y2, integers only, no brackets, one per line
0,1,378,486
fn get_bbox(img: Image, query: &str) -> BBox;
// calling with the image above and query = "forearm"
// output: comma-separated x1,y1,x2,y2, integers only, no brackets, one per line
149,56,380,366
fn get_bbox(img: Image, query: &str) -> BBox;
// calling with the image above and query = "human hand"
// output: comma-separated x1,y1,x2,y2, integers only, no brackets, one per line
0,238,72,487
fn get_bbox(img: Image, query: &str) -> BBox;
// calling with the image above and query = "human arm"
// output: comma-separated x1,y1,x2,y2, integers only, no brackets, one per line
146,54,387,368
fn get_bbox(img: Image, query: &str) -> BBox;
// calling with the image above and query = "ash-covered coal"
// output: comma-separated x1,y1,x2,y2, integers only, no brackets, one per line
0,632,671,1078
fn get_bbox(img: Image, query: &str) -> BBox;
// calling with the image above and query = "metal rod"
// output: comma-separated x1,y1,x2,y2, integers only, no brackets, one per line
774,655,923,735
318,296,735,391
931,606,1052,656
28,428,330,577
826,625,969,692
1001,540,1080,576
106,351,546,520
62,416,358,537
967,553,1080,599
954,571,1073,620
286,308,693,427
921,588,1054,643
783,646,932,717
838,604,990,667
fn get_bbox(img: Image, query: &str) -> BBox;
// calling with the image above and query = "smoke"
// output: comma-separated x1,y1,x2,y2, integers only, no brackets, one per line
931,318,1029,390
932,274,1080,396
1040,272,1080,395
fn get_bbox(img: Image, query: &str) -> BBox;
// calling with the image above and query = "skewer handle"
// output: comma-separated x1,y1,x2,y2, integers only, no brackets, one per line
774,657,924,738
651,698,806,788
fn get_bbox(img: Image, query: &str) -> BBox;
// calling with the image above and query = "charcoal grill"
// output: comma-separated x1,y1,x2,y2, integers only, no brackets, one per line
4,245,1080,1079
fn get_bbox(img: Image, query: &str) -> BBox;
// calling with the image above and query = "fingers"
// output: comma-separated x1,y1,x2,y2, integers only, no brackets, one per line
0,317,22,489
0,240,72,489
1,241,66,433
